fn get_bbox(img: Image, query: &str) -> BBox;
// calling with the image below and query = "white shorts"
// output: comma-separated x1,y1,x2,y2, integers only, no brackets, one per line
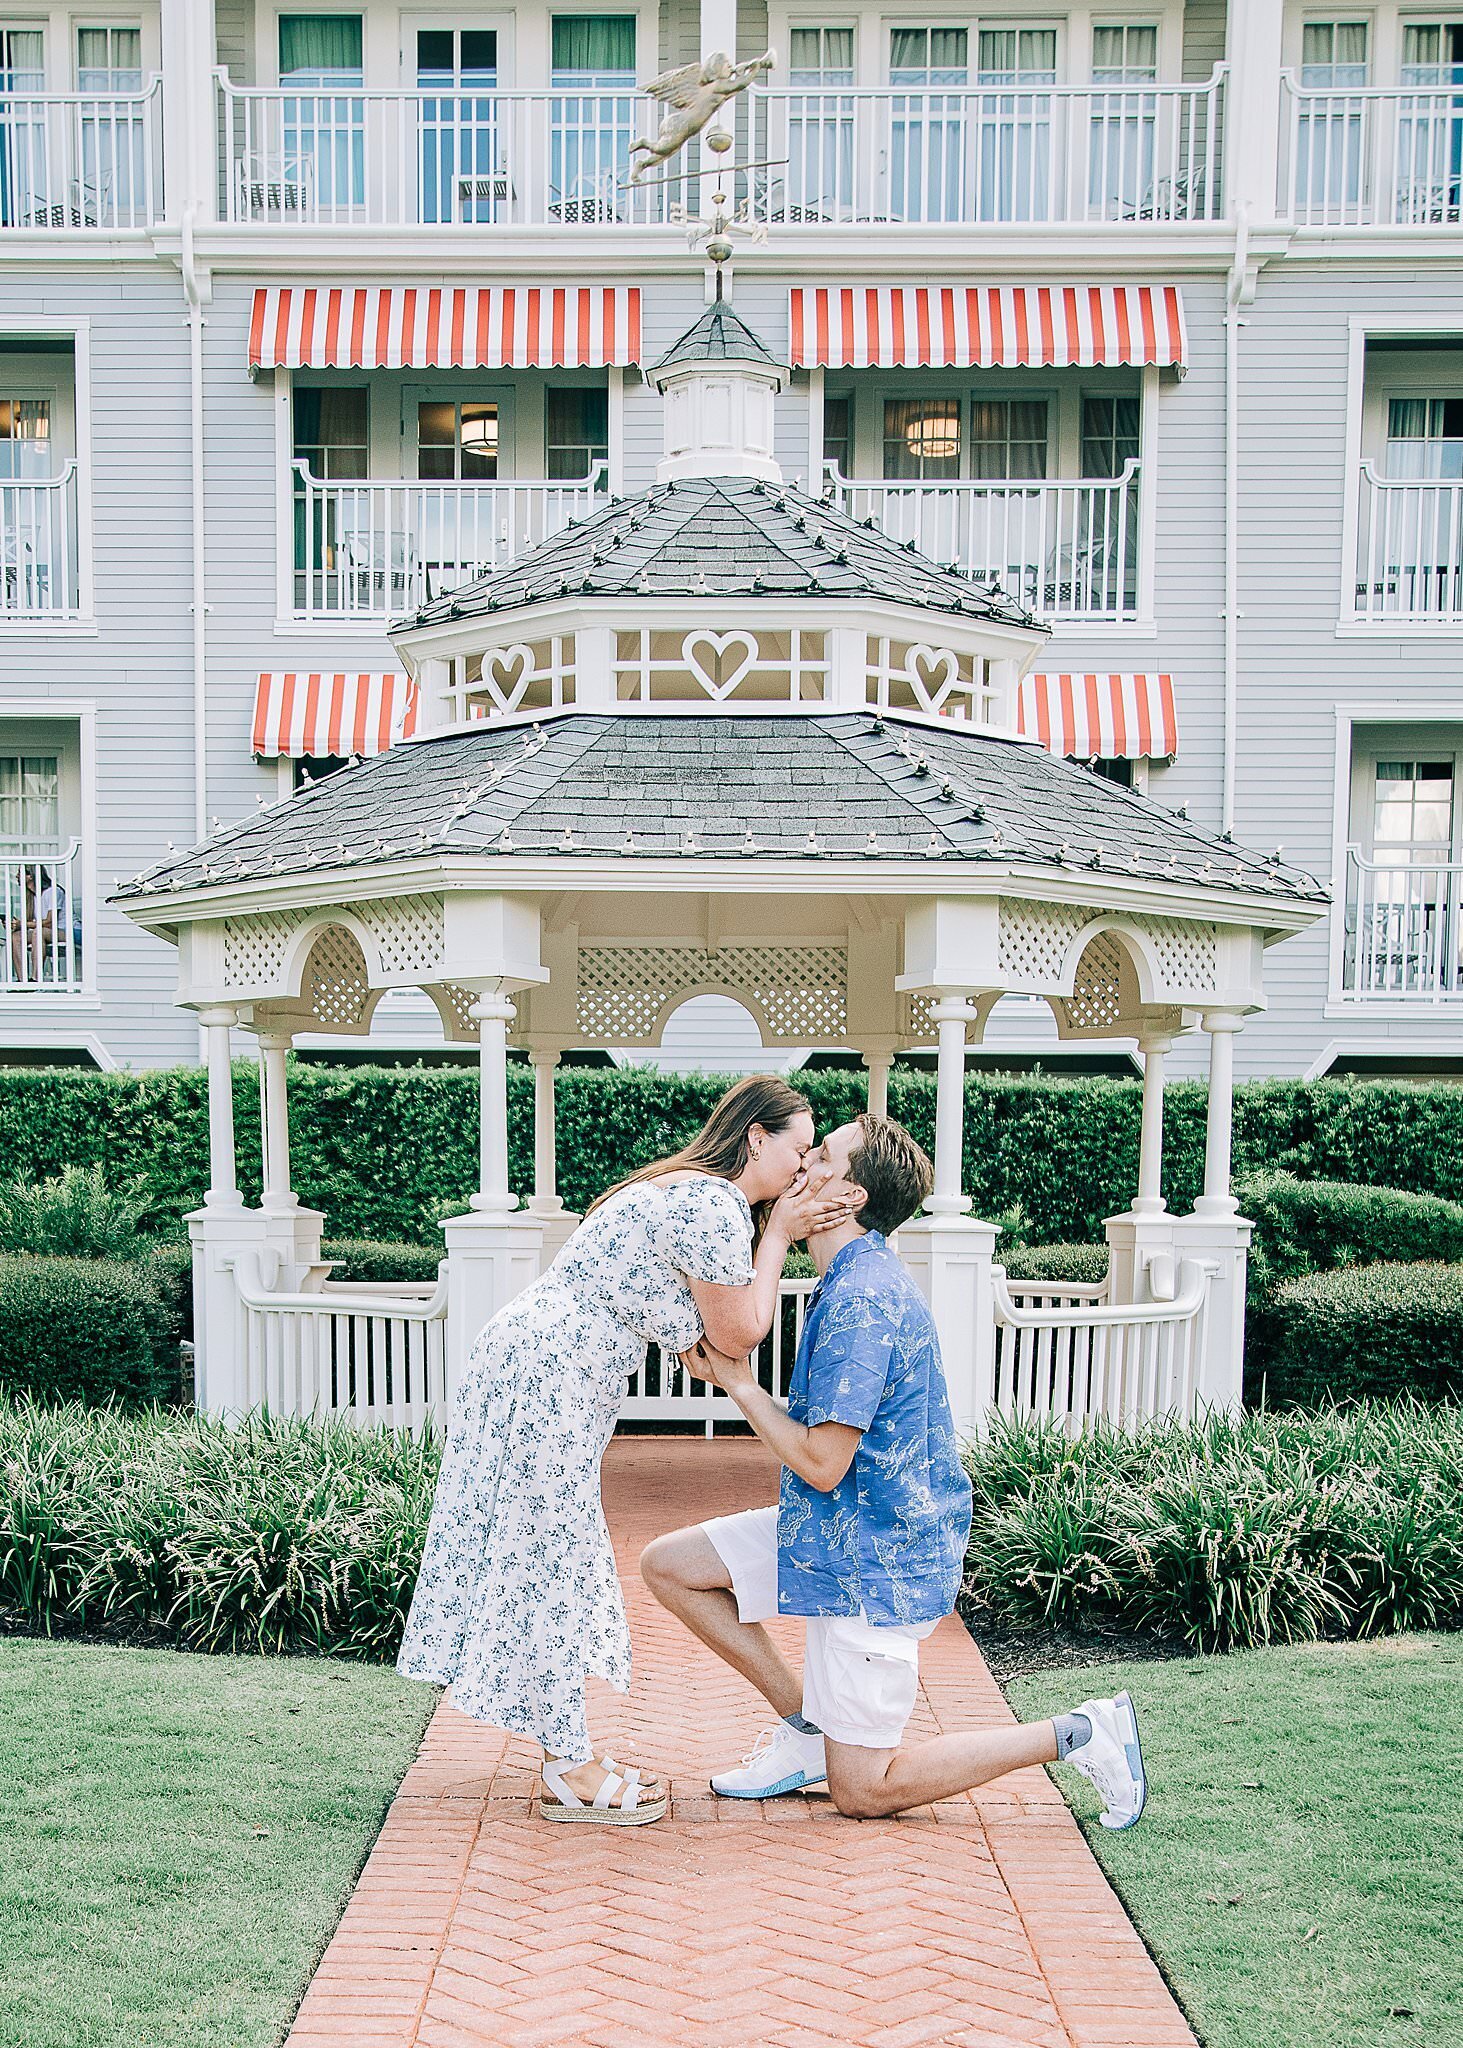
701,1505,937,1750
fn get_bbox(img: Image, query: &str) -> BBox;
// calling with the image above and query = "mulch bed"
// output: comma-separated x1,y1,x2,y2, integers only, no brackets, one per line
959,1606,1194,1683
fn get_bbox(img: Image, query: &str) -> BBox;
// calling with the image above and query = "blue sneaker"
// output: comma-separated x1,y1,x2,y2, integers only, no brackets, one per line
711,1723,827,1800
1066,1691,1147,1830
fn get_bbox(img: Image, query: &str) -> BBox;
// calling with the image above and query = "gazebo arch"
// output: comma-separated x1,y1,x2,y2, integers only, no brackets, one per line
116,294,1328,1438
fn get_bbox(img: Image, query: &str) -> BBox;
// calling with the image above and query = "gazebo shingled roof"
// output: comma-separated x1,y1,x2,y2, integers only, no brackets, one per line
117,711,1322,905
648,300,785,376
404,475,1039,630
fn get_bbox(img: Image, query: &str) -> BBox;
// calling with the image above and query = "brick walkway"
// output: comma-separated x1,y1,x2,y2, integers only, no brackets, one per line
287,1437,1196,2048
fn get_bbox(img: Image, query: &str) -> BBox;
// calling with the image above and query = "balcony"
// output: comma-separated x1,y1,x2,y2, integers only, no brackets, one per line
219,77,693,227
292,466,607,620
0,467,81,619
1343,847,1463,1001
744,75,1224,227
1,840,83,992
0,81,162,229
1353,466,1463,622
1280,78,1463,227
825,463,1141,621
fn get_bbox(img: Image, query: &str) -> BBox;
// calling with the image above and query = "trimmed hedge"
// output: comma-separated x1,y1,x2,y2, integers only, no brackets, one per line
0,1257,177,1407
321,1240,445,1285
8,1063,1463,1247
1260,1262,1463,1407
999,1242,1110,1286
1238,1169,1463,1294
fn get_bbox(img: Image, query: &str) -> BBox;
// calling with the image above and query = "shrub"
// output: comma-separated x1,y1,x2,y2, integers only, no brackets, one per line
962,1402,1463,1653
0,1163,154,1259
1239,1168,1463,1295
1260,1262,1463,1406
321,1240,444,1286
0,1256,176,1407
998,1242,1109,1286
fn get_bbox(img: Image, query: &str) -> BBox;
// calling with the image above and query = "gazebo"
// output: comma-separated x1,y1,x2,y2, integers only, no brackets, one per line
117,298,1326,1437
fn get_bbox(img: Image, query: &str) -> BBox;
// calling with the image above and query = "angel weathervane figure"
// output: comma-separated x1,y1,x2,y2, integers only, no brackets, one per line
628,49,776,183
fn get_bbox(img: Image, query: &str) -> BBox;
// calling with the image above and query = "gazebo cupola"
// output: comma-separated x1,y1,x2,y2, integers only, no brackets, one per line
650,297,787,484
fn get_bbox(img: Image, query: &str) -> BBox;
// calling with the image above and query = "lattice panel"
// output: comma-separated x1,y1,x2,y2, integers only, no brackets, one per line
304,926,372,1032
900,992,936,1043
221,907,314,991
436,984,482,1042
576,944,848,1045
998,900,1089,987
1062,930,1133,1034
1143,916,1219,996
355,894,446,979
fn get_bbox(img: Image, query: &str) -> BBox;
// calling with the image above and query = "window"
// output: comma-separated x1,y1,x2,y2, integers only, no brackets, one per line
889,26,968,82
789,27,854,81
279,14,363,83
551,17,636,218
545,387,607,480
1401,21,1463,82
0,27,43,87
0,754,59,849
1091,24,1158,83
976,28,1057,84
76,26,142,88
787,25,856,214
1399,23,1463,223
551,15,635,82
883,397,962,480
1300,20,1370,86
418,399,499,480
1386,397,1463,478
822,394,852,479
1372,758,1456,855
969,397,1048,479
417,26,500,225
279,15,364,211
0,398,51,480
1081,394,1141,478
292,386,368,480
1089,24,1159,216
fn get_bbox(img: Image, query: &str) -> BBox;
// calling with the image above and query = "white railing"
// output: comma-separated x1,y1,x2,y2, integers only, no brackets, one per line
1353,464,1463,622
293,464,608,620
232,1253,450,1432
1005,1276,1110,1310
620,1277,814,1433
0,79,162,228
992,1261,1211,1429
826,463,1141,620
219,76,696,226
0,464,80,617
1280,76,1463,226
1343,846,1463,1001
0,837,83,991
744,73,1224,225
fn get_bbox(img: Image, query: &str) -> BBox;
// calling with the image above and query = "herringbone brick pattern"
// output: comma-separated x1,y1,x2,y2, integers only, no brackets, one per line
286,1437,1196,2048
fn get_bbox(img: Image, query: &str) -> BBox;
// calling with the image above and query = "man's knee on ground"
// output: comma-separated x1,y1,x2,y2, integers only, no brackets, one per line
826,1759,901,1820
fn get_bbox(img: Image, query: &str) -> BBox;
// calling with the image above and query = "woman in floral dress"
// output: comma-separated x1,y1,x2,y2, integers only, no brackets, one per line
397,1075,855,1825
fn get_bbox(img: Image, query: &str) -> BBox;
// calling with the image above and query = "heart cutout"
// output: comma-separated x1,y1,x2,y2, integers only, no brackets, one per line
683,629,758,700
906,643,960,712
483,643,535,712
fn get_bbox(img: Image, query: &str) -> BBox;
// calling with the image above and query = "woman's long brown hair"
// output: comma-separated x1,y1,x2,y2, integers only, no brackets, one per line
588,1073,812,1243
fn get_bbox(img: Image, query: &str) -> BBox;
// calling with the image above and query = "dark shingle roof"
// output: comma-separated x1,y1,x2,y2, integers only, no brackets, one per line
405,475,1038,630
116,712,1324,906
650,302,785,379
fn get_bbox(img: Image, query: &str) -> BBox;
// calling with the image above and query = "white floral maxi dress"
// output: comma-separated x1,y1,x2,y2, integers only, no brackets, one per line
397,1175,754,1762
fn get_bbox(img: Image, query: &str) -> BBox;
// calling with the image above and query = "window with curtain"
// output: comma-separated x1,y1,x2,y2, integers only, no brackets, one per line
1088,24,1158,216
545,387,608,480
790,27,854,82
1296,22,1369,216
1372,759,1456,855
786,28,855,217
822,394,852,478
1401,22,1463,83
292,386,368,606
551,16,636,82
1386,397,1463,478
889,27,968,82
279,15,363,82
1081,394,1141,477
293,386,368,479
1300,20,1369,85
0,27,44,88
0,397,50,480
1399,24,1462,224
76,28,145,223
0,30,46,227
1091,25,1158,83
550,17,636,219
888,29,969,222
418,400,500,481
883,397,962,480
76,27,142,89
0,755,59,849
417,28,500,225
969,398,1047,479
976,29,1057,85
973,29,1056,222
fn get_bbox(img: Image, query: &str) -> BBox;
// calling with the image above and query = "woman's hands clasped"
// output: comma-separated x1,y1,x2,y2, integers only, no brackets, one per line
766,1165,862,1246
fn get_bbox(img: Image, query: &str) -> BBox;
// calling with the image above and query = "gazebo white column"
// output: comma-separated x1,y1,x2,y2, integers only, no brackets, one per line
1133,1028,1174,1218
526,1043,580,1263
200,1005,242,1209
188,1002,269,1417
257,1029,297,1213
862,1044,896,1119
1164,1008,1252,1414
470,988,517,1214
928,994,977,1213
1197,1010,1244,1215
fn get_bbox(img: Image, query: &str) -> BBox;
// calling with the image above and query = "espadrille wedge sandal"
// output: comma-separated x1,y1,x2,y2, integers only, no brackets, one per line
539,1754,668,1825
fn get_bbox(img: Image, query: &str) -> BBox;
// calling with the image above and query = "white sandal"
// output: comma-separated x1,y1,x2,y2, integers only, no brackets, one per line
539,1754,668,1826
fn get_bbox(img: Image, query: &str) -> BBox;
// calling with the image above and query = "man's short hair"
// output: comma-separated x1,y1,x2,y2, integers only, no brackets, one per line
847,1113,934,1237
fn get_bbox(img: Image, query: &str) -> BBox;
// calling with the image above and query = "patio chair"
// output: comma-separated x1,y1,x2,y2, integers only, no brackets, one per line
234,150,315,218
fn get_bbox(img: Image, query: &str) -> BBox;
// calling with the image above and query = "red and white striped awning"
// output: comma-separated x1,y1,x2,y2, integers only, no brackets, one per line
252,673,419,759
789,285,1186,370
248,286,641,370
1018,673,1179,760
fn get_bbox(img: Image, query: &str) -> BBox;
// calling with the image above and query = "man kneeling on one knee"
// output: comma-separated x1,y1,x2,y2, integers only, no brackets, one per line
640,1113,1147,1827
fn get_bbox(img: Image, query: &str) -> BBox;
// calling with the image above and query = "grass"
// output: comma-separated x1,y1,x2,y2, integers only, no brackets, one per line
1008,1633,1462,2048
0,1637,436,2048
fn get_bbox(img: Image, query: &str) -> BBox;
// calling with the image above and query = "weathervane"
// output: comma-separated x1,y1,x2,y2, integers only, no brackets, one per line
625,49,784,279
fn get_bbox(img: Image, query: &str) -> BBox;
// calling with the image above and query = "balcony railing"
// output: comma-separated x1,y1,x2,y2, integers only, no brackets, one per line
1343,846,1463,1001
1354,465,1463,622
743,73,1224,226
293,465,608,619
220,76,695,226
0,840,83,992
0,465,80,618
1280,76,1463,226
825,463,1141,620
0,80,162,228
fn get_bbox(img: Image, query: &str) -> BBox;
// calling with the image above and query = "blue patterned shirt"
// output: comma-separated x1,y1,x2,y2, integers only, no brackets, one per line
777,1232,973,1625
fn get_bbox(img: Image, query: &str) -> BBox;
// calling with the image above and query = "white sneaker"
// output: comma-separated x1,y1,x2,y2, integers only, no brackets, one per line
711,1723,827,1800
1063,1692,1147,1831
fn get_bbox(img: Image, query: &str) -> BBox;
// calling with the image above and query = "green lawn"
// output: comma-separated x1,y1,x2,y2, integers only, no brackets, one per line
0,1638,436,2048
1009,1633,1462,2048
